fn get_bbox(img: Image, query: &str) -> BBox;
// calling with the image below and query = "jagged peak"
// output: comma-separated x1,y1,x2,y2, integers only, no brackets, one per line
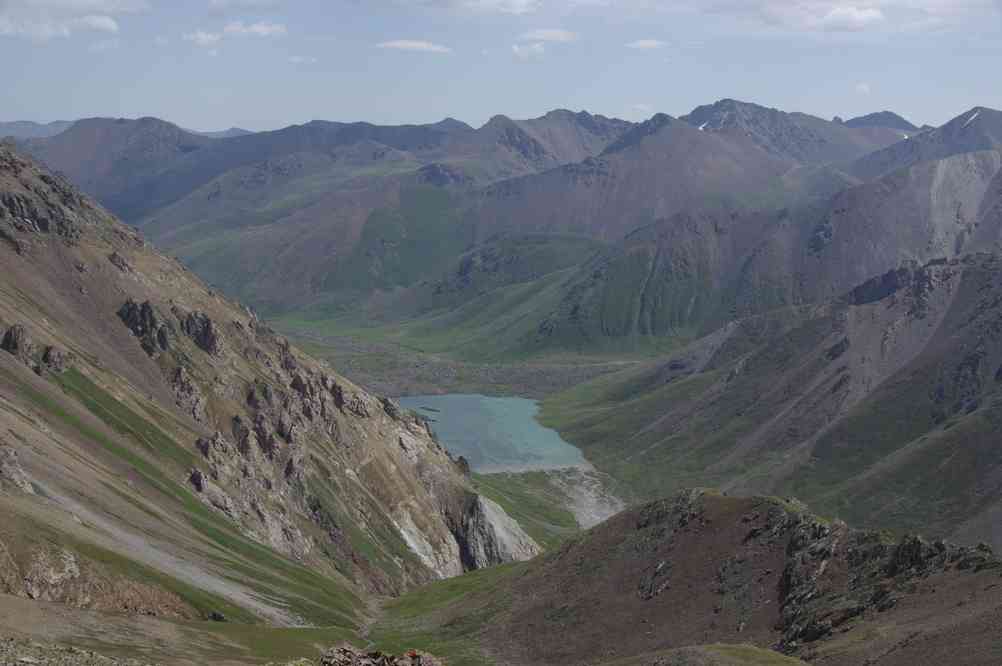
600,112,675,155
944,105,1001,130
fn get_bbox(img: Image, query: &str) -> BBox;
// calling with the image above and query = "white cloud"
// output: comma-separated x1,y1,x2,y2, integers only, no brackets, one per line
75,15,120,33
0,0,146,41
208,0,282,12
705,0,1001,33
183,30,222,47
397,0,541,13
512,41,545,59
288,54,318,64
755,3,886,31
381,0,1001,30
377,39,452,53
519,28,576,42
626,38,665,49
855,81,872,94
224,20,287,36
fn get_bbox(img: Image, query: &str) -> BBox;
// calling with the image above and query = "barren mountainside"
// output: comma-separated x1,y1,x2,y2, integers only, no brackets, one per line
375,490,1002,666
0,140,538,637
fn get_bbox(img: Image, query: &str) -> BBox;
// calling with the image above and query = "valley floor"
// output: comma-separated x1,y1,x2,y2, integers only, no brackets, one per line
281,329,635,400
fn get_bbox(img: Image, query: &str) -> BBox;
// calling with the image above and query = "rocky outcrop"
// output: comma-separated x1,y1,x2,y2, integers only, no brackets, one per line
41,345,70,373
0,444,35,494
1,324,34,361
171,366,206,423
454,495,541,569
0,640,442,666
176,309,221,356
0,541,194,619
117,299,172,357
318,646,442,666
0,324,71,375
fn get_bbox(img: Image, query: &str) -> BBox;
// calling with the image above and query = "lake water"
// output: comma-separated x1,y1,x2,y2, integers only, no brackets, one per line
398,394,590,474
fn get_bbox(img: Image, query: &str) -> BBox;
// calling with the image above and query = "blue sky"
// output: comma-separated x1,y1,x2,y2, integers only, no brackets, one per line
2,0,1001,131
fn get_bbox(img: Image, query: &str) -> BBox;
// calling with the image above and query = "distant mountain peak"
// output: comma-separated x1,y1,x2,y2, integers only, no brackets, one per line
680,98,787,134
844,111,918,132
483,114,515,128
430,117,473,132
600,113,674,155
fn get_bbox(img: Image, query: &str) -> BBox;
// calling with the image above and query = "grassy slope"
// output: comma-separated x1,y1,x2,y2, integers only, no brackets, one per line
370,563,526,666
472,473,579,550
536,269,1002,546
4,363,365,629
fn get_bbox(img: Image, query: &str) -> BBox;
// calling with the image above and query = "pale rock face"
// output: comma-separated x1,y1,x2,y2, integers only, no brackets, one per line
23,549,82,602
460,496,541,569
393,511,463,579
0,445,35,494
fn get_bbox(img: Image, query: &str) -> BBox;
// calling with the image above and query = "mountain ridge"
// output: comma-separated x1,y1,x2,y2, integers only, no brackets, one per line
0,140,539,634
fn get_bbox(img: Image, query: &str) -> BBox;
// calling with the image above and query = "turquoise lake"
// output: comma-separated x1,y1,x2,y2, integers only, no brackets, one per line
397,394,589,473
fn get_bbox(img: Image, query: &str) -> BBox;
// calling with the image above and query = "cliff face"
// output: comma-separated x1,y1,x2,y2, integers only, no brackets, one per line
0,140,537,625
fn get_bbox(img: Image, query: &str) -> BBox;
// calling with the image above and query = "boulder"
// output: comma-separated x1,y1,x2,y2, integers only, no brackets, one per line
179,310,221,356
117,299,171,357
1,324,34,360
41,345,70,373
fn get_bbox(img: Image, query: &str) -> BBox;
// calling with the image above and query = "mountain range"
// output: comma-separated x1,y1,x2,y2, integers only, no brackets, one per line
0,139,539,656
5,95,1002,664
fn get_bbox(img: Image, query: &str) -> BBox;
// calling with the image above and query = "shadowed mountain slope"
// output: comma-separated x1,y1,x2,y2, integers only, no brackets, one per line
851,106,1002,180
21,117,212,208
539,255,1002,549
681,99,905,165
844,111,919,133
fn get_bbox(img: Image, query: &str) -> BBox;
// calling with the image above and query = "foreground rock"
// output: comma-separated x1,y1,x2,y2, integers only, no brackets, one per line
314,646,441,666
0,637,154,666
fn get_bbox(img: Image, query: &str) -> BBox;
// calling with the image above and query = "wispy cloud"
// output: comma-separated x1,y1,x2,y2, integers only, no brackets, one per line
183,30,223,47
0,0,146,41
393,0,541,13
209,0,283,12
377,39,452,53
512,41,545,59
626,39,665,49
855,81,872,95
703,0,999,33
519,28,576,42
289,55,318,64
384,0,1000,33
224,20,287,37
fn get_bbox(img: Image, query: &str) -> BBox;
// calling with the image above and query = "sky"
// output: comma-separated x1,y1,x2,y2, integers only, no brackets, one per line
2,0,1001,131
